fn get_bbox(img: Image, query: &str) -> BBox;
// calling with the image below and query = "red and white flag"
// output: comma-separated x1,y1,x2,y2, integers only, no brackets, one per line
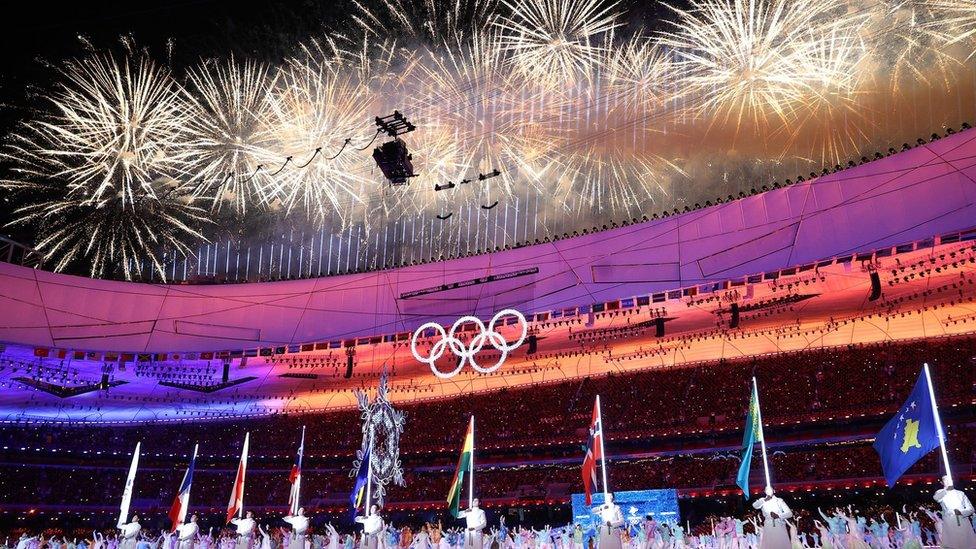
582,398,603,504
226,433,249,523
288,427,305,515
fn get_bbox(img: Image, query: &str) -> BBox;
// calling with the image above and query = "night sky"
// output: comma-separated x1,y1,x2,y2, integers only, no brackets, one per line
0,0,673,117
0,1,353,120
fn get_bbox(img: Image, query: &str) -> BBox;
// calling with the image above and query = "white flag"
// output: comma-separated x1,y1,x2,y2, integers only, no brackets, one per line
118,442,141,528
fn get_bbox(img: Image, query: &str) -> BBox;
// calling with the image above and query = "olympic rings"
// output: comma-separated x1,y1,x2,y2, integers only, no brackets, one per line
410,309,528,379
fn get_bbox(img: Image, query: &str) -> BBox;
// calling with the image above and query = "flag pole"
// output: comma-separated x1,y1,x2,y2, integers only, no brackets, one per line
469,415,475,509
188,443,198,519
240,432,249,519
752,378,772,491
297,426,305,514
597,395,609,498
366,422,374,510
923,363,953,485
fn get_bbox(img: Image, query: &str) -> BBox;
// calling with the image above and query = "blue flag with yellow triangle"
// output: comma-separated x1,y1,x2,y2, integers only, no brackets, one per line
349,443,371,518
873,369,941,487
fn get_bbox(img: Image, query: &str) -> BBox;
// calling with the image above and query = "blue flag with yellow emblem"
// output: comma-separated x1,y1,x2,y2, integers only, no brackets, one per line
873,369,941,487
349,443,371,518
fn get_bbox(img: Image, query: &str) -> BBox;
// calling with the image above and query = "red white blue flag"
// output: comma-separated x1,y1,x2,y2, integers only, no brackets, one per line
582,398,603,504
169,445,198,532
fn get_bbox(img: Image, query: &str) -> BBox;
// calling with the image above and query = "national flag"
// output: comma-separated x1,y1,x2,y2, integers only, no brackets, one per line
288,427,305,515
226,433,249,523
349,442,372,518
118,442,140,528
582,398,603,505
168,445,198,532
447,417,474,518
873,369,942,487
736,382,763,497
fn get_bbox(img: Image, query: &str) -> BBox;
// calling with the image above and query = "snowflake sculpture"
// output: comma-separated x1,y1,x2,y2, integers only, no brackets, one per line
350,371,406,504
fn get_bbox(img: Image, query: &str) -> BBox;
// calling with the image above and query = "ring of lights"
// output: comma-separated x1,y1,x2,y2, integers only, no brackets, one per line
410,309,528,378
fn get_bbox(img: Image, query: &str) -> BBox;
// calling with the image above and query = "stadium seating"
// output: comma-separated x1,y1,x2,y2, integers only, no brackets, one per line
0,337,972,512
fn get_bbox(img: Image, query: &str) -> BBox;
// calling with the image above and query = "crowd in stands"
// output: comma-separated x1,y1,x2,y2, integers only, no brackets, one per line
0,337,972,512
3,337,973,456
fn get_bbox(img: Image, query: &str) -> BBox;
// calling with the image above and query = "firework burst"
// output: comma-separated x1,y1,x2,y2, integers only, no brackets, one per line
184,56,277,215
255,58,376,225
4,53,194,204
404,34,564,203
9,177,209,280
861,0,958,91
605,37,678,114
553,138,684,219
1,52,207,280
496,0,622,86
658,0,851,135
774,21,872,165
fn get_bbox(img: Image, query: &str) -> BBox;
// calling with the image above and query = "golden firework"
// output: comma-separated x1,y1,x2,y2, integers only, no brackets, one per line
495,0,622,86
184,56,277,215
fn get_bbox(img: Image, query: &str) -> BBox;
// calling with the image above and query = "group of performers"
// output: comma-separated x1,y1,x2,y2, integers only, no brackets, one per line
13,475,966,549
578,476,972,548
7,485,974,549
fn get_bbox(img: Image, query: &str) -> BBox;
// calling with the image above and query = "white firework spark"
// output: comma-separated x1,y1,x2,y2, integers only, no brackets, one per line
658,0,851,134
861,0,958,91
605,37,678,113
774,21,873,164
3,53,193,204
923,0,976,60
9,177,209,280
405,34,565,203
1,52,207,280
184,56,277,215
495,0,622,86
352,0,498,43
256,58,376,225
553,140,684,219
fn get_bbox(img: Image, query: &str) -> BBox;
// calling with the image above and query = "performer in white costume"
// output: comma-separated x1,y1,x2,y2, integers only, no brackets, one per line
256,525,271,549
176,516,199,549
118,516,141,549
231,511,257,549
14,535,36,549
457,498,487,549
592,493,624,549
934,475,975,549
283,508,310,549
752,487,792,549
355,505,384,549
